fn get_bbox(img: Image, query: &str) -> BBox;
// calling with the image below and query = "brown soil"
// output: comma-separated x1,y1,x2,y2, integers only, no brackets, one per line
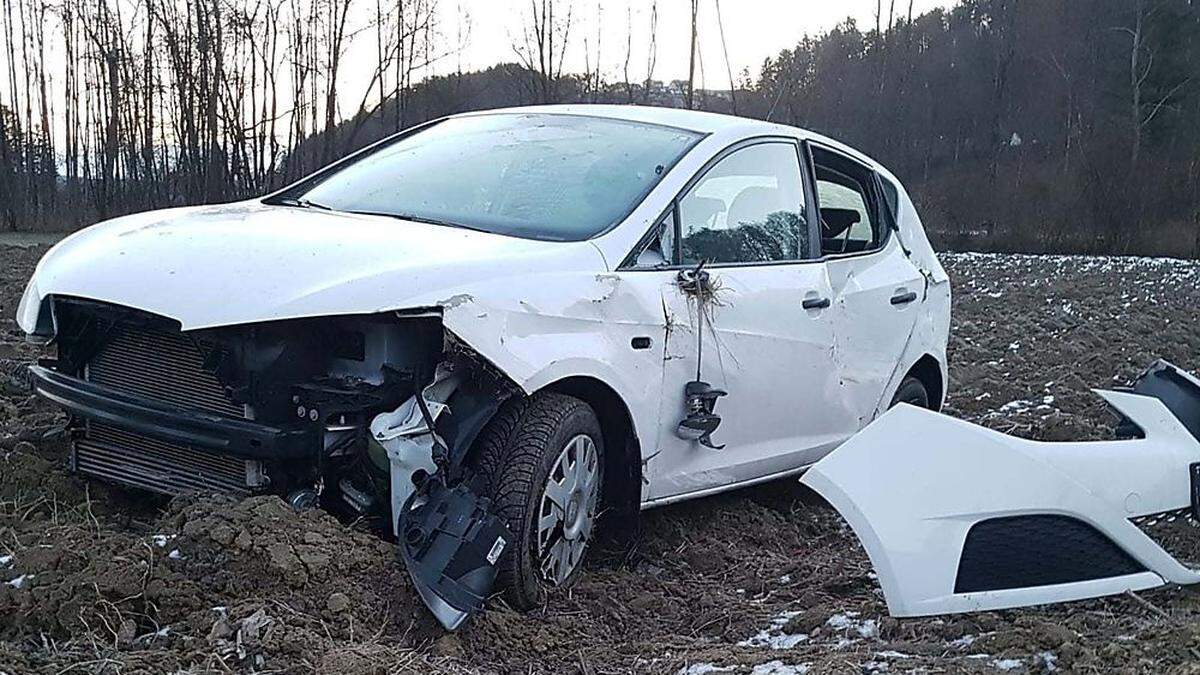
3,246,1200,674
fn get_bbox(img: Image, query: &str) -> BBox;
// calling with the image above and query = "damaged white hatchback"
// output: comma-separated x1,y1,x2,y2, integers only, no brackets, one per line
16,105,951,628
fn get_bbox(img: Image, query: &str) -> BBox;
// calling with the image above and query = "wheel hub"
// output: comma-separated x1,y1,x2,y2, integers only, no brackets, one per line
537,434,600,585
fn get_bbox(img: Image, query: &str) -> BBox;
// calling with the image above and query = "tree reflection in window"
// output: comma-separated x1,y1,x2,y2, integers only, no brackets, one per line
678,142,808,266
682,210,807,264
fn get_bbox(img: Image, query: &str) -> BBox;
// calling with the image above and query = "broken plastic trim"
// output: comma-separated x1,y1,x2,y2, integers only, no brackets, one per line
1122,359,1200,444
378,357,515,630
802,361,1200,617
397,476,511,630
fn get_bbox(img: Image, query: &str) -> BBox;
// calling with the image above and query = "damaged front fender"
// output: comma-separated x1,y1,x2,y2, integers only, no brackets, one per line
803,369,1200,617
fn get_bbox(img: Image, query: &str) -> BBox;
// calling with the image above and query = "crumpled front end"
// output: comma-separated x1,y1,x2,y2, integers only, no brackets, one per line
803,360,1200,617
25,295,523,629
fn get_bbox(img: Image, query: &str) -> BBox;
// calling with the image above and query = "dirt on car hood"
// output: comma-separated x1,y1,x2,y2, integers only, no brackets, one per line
17,201,605,332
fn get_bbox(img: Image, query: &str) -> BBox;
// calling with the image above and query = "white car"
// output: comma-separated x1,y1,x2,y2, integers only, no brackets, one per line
17,105,950,628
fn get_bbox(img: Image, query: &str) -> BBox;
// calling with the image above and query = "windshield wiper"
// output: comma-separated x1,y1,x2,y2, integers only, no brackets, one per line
346,210,488,234
276,197,333,211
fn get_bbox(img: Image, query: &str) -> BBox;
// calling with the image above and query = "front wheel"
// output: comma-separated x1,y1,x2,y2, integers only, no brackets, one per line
471,392,604,609
889,376,930,409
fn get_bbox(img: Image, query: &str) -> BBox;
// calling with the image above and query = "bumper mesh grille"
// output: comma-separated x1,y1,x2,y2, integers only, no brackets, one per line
1131,508,1200,571
76,422,250,496
87,326,244,418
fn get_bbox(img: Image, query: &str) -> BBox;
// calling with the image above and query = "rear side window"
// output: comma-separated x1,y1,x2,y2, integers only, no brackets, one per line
677,142,809,265
813,147,885,256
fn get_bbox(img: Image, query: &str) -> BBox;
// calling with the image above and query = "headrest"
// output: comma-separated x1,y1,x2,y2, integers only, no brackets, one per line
820,208,861,238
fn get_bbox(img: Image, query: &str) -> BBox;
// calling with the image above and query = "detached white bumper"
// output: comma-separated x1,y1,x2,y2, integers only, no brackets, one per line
803,364,1200,617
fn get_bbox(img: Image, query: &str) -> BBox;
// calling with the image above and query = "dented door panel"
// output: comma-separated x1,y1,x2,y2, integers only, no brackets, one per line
825,240,926,427
645,262,851,502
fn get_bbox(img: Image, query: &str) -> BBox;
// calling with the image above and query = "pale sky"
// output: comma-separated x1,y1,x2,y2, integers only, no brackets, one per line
0,0,957,158
433,0,956,85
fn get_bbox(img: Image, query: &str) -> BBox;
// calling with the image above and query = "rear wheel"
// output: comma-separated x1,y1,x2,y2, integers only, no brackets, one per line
471,392,604,609
889,376,930,409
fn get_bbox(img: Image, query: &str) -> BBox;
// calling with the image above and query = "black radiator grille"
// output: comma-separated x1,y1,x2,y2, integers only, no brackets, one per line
76,422,251,496
86,325,244,418
72,321,254,496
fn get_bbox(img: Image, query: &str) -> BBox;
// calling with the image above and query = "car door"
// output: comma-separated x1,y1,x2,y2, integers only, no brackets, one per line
809,143,926,428
625,139,854,503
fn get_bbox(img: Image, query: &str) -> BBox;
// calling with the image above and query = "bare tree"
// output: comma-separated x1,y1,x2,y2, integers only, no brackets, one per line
513,0,574,104
685,0,698,109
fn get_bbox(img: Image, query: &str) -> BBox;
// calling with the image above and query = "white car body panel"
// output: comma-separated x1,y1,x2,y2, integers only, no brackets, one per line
801,392,1200,617
17,104,950,508
642,260,847,501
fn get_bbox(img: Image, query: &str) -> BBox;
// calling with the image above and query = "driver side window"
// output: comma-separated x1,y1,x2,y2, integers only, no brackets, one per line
677,142,808,265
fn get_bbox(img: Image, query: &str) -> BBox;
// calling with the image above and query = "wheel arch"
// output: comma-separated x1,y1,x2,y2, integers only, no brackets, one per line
905,354,946,411
539,375,644,527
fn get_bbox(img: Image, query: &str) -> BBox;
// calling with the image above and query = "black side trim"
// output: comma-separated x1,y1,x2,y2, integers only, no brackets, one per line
955,515,1145,593
28,365,315,460
1123,359,1200,443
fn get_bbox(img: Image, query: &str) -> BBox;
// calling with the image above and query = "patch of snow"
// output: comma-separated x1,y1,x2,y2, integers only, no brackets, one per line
949,634,977,649
739,611,807,650
750,661,810,675
862,661,889,673
998,399,1033,413
824,611,879,641
168,549,183,560
874,650,913,659
7,574,33,589
990,658,1024,671
0,555,12,568
825,612,857,630
152,534,176,548
1035,651,1058,672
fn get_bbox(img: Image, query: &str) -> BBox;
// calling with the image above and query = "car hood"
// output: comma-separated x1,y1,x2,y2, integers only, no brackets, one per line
18,201,606,331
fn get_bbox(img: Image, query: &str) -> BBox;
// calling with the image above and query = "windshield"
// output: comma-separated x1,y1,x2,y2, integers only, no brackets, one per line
287,113,702,241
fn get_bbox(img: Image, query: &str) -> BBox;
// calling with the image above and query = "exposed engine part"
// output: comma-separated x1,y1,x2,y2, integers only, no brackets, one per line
40,297,443,502
338,477,376,514
675,262,727,449
36,295,522,631
371,362,462,536
287,488,319,510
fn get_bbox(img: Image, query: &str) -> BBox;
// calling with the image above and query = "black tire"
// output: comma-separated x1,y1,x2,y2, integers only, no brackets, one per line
889,376,930,409
470,391,604,610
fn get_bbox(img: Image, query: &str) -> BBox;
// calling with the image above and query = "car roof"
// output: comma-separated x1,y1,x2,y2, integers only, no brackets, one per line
456,104,881,170
460,104,771,133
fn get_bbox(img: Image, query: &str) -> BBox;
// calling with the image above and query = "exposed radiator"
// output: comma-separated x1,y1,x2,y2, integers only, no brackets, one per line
74,323,257,496
87,325,245,418
75,422,253,496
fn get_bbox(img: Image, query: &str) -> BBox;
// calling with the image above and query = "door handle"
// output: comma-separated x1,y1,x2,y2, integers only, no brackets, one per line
890,290,918,306
802,296,831,310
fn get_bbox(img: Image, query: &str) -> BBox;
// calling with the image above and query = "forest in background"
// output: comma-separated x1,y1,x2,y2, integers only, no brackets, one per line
1,0,1198,256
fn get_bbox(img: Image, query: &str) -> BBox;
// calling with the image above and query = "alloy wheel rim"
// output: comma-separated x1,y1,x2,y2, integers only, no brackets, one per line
537,433,601,585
